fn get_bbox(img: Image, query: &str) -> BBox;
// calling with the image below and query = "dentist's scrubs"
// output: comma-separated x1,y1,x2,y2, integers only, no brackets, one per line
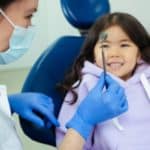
0,85,23,150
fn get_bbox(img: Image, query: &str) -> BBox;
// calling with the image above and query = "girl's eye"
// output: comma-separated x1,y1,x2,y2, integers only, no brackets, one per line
100,44,109,49
121,43,130,47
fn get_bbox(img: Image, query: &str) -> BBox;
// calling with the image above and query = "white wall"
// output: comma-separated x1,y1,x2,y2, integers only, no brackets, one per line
110,0,149,32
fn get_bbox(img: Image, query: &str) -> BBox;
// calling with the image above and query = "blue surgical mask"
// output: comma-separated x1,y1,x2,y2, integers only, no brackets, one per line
0,8,36,64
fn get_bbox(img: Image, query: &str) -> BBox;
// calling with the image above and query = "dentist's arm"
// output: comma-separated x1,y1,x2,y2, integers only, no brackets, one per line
59,74,128,150
8,92,59,128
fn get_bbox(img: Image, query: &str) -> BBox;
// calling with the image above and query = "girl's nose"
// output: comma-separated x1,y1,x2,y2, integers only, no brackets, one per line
107,48,120,58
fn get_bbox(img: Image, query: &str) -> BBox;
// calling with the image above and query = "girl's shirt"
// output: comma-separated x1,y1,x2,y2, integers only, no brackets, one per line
56,60,150,150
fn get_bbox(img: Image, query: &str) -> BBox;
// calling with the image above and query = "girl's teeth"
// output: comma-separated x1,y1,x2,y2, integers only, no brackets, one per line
109,63,122,70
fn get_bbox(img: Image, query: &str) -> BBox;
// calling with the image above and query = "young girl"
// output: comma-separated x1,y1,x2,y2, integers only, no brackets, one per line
56,12,150,149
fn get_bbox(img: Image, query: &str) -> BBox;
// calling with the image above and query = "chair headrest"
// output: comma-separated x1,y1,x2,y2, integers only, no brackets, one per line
60,0,110,29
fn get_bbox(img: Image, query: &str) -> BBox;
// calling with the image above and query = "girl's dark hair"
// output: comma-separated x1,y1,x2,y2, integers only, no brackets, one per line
0,0,16,9
59,12,150,104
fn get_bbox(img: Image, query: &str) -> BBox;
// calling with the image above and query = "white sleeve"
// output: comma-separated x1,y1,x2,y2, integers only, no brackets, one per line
0,85,11,117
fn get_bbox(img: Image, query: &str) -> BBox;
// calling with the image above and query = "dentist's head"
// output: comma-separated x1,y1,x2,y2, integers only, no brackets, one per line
0,0,39,64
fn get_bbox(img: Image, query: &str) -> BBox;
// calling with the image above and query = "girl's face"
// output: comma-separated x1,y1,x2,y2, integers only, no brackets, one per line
94,25,141,80
0,0,38,51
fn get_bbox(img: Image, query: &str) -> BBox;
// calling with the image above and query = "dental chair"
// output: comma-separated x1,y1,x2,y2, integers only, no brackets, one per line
20,0,110,146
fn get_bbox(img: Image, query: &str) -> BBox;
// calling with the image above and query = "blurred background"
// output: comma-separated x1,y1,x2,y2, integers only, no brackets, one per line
0,0,149,149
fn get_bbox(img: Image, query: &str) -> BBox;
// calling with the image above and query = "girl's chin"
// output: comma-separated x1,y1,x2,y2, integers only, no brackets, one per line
108,70,123,77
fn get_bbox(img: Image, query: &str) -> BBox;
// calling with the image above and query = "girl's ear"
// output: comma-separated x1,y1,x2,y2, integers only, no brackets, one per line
137,50,141,63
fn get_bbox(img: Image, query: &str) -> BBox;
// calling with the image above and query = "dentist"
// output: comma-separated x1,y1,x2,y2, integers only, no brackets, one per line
0,0,58,149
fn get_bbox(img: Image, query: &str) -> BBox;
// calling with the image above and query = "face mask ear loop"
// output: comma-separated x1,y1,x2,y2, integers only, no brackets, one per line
0,8,16,28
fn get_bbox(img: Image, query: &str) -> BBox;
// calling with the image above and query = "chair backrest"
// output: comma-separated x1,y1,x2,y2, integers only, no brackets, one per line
20,36,84,145
22,36,85,116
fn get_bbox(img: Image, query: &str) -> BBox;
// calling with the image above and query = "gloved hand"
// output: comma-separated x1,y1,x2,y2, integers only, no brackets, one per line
8,92,59,128
66,73,128,140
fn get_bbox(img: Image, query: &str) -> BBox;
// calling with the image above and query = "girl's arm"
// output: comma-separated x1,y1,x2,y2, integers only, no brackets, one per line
58,74,128,150
58,128,85,150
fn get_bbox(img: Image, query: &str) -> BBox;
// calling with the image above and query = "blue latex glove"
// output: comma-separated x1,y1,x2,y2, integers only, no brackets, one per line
66,73,128,140
8,92,59,128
